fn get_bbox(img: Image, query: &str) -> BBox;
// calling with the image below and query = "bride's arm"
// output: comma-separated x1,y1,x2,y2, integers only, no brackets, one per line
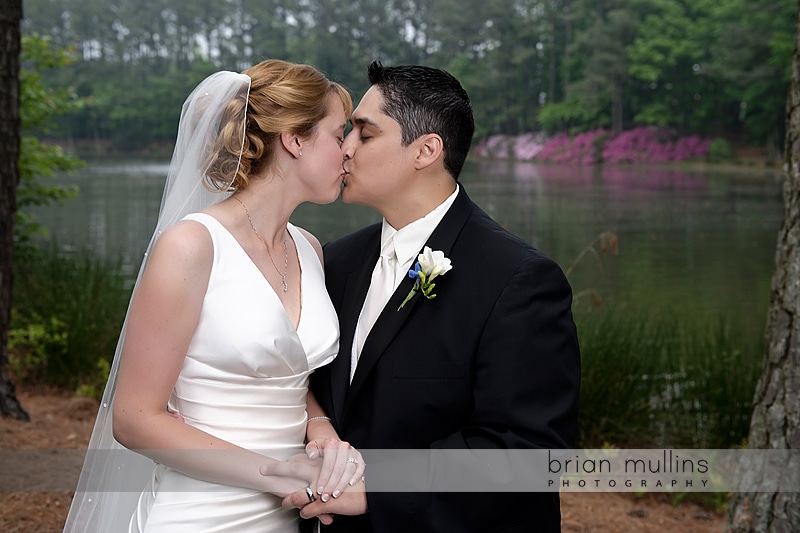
112,220,315,496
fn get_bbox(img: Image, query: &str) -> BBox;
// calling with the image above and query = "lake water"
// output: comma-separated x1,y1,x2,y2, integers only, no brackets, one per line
33,158,784,327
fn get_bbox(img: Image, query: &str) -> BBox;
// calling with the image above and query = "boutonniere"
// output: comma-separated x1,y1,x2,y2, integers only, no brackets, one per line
398,246,453,310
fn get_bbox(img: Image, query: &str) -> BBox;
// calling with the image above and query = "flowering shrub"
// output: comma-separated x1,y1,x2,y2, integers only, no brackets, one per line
526,127,710,165
474,132,551,160
474,134,511,159
475,128,710,165
602,128,709,164
535,129,607,164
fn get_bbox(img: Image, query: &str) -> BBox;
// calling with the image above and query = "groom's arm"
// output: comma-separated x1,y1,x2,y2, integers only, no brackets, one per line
452,254,581,450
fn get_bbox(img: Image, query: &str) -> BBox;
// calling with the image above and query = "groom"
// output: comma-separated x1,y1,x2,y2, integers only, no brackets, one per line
290,62,580,531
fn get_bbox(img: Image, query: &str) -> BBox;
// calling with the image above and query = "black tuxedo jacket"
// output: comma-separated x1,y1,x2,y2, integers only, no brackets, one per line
312,187,581,532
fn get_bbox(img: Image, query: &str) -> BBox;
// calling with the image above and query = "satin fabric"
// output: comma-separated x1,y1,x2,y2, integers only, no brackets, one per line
127,214,339,532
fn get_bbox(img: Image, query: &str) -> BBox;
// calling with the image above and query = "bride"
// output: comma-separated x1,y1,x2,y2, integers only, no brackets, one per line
64,59,364,532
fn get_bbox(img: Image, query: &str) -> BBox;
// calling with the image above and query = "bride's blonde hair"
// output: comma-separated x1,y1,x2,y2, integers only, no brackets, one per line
204,59,352,192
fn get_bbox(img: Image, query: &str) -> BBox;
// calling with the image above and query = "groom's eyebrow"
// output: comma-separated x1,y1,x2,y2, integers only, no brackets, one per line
352,115,379,129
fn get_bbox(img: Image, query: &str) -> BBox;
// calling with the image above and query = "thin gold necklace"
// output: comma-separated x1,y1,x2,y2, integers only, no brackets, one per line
233,196,289,292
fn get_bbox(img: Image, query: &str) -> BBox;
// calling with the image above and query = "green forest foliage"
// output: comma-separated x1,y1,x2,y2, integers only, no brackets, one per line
22,0,794,151
17,33,84,255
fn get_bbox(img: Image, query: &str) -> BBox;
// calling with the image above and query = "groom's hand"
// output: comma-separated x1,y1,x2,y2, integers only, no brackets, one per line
282,487,368,519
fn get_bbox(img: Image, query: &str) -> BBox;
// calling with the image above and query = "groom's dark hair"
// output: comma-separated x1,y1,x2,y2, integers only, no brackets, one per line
367,61,474,180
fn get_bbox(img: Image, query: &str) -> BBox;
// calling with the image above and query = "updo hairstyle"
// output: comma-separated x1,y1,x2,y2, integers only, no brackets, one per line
204,59,352,192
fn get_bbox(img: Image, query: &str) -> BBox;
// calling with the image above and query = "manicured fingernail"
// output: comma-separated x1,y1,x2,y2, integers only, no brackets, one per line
317,486,324,494
321,493,329,502
333,490,341,498
349,478,356,486
308,451,317,459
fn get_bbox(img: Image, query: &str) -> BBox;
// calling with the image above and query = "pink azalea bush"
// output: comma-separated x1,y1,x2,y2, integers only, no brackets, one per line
535,129,607,165
602,128,710,164
474,132,551,160
479,127,711,165
473,134,511,159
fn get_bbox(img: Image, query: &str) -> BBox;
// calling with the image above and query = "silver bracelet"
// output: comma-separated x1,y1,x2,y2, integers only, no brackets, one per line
307,416,331,423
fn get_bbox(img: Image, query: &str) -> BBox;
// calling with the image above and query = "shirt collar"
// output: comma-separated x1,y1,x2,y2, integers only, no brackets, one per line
380,184,460,267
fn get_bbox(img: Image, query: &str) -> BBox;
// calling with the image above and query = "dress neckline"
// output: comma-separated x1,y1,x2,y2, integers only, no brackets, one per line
188,213,306,333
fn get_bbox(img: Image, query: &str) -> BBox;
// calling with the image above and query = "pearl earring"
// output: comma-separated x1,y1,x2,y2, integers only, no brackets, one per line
298,150,302,156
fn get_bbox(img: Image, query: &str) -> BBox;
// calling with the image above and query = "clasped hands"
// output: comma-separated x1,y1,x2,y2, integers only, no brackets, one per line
261,437,368,524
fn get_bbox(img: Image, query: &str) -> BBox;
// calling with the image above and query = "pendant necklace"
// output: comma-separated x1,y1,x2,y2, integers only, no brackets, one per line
233,196,289,292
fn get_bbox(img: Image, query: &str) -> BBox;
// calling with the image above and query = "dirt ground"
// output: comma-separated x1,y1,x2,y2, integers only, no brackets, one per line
1,388,728,532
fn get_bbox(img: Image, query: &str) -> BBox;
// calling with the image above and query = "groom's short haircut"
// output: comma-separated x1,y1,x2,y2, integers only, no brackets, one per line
367,61,475,180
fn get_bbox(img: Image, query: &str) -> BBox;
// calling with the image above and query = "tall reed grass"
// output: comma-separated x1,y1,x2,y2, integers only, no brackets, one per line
575,305,763,449
10,245,131,396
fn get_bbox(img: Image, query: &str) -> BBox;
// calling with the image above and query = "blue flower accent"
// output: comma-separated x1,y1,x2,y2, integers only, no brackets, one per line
398,251,452,310
408,261,422,279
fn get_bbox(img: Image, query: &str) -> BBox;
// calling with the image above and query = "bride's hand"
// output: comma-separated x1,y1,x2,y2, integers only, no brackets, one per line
305,437,365,501
259,454,321,498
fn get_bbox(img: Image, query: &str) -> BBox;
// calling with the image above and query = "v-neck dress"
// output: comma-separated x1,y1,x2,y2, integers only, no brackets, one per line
128,213,339,532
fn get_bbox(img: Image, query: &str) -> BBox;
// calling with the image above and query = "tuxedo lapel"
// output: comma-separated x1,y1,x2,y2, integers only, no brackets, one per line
329,238,379,422
344,187,475,418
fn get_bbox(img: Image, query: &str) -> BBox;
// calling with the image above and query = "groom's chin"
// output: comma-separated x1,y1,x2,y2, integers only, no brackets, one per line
339,187,361,206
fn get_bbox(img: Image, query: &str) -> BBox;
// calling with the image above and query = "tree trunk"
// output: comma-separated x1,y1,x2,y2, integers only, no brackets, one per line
0,0,28,421
727,2,800,531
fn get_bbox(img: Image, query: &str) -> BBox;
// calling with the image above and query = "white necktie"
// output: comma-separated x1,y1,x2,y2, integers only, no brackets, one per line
352,238,397,380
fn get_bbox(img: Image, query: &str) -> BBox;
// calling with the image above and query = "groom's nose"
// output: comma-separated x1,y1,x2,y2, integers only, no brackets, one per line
341,137,355,161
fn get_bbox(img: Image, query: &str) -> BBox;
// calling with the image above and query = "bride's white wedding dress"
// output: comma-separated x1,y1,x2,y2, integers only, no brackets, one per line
128,213,338,532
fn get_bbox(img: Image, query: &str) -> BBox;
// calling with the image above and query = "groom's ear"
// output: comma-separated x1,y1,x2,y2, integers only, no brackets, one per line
413,133,444,171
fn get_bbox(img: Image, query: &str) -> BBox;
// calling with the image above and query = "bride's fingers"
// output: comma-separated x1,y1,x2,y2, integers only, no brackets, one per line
316,438,352,498
330,448,363,497
305,439,323,460
349,450,366,487
321,444,363,499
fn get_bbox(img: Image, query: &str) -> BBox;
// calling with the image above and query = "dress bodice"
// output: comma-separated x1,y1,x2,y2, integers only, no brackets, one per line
116,214,340,532
171,213,339,451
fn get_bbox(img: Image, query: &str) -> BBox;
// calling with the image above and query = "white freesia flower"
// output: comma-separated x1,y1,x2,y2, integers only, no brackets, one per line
417,246,452,281
398,247,454,310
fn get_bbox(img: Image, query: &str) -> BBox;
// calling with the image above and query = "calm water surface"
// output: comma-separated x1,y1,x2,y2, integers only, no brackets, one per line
34,158,784,326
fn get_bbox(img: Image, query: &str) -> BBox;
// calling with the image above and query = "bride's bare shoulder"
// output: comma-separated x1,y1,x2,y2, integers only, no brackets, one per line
150,218,214,266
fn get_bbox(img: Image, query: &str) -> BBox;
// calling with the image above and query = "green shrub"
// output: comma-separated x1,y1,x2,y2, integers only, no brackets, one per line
707,138,734,163
8,315,69,382
11,245,131,391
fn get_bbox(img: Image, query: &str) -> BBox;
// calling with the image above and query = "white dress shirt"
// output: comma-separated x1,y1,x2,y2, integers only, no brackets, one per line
350,185,460,381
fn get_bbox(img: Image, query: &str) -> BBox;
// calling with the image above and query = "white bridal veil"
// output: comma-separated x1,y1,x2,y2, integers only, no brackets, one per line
63,70,251,532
